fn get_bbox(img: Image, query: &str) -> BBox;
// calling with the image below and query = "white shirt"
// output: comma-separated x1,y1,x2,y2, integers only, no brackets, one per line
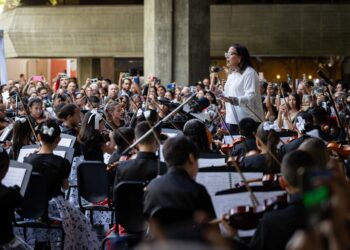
224,67,264,124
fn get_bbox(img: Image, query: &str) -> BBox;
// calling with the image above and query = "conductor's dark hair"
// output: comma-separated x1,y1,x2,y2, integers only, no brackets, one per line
163,135,199,167
281,150,315,188
135,121,160,145
230,44,252,73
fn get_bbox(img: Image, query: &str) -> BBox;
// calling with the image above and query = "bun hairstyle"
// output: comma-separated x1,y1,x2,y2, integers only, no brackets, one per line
256,123,281,174
39,120,60,144
57,104,79,120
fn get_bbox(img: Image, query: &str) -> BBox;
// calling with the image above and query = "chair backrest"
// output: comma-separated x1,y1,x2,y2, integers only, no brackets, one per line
17,172,48,219
114,181,146,234
77,161,109,204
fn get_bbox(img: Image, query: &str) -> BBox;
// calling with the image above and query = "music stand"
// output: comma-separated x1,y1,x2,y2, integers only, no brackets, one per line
2,161,33,196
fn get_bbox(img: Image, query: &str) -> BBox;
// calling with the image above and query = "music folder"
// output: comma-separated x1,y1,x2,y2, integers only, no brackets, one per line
2,161,33,196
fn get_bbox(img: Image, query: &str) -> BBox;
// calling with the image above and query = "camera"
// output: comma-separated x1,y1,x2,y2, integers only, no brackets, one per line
210,66,223,73
5,110,16,118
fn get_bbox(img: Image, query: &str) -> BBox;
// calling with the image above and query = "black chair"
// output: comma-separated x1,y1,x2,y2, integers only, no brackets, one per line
77,161,114,225
101,181,146,250
14,172,64,248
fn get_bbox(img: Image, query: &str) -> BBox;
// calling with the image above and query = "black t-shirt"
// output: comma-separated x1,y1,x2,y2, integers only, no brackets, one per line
81,133,105,161
25,153,71,199
0,184,22,245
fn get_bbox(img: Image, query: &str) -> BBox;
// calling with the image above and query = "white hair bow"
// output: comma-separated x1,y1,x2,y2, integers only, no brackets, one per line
88,111,103,130
42,125,54,136
263,122,281,132
295,116,306,132
15,117,26,123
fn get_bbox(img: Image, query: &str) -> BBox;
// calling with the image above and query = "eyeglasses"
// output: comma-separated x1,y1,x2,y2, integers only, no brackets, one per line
225,52,238,58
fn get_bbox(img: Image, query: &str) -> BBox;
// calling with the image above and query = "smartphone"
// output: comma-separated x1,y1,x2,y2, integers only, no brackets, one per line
32,76,44,81
298,168,331,228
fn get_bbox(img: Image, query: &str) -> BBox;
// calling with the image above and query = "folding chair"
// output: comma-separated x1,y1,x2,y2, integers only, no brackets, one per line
14,172,64,249
77,161,114,225
102,181,146,250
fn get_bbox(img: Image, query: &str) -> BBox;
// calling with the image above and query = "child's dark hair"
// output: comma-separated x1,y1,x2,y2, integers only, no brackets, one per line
256,123,281,174
113,127,134,150
28,97,43,107
0,147,10,180
39,120,61,144
57,104,79,120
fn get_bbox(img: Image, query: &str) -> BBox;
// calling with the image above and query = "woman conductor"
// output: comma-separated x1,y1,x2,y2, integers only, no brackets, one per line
221,44,264,134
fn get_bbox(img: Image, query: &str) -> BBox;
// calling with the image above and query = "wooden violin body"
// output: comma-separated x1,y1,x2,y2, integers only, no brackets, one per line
327,142,350,158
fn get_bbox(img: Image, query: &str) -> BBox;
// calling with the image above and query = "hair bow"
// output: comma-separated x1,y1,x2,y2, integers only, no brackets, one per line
295,116,306,132
263,122,281,132
42,125,54,136
88,111,103,130
15,117,26,123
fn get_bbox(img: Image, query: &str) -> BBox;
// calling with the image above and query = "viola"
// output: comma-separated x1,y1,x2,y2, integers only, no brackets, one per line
327,142,350,158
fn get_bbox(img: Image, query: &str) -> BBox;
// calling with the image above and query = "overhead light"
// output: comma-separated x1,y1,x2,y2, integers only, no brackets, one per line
276,75,281,80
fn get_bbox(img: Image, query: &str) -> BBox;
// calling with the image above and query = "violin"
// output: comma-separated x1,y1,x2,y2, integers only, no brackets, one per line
210,193,288,230
220,137,246,155
285,135,298,144
327,142,350,158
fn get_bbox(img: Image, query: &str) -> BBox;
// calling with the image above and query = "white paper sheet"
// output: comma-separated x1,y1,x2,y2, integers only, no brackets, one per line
58,138,72,147
196,172,262,196
198,158,226,168
17,148,37,162
2,167,26,188
53,150,66,158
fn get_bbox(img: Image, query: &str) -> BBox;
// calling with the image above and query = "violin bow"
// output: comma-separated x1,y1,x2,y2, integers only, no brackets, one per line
122,93,196,155
149,99,182,131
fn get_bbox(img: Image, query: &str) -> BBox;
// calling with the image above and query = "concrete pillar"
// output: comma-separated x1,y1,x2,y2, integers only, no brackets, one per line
77,58,101,85
144,0,210,85
101,58,116,82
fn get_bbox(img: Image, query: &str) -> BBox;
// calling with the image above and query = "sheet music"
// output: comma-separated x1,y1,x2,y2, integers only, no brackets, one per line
198,158,226,168
2,167,26,188
17,148,37,162
53,150,66,158
164,133,177,138
58,138,72,147
196,172,262,196
0,123,13,141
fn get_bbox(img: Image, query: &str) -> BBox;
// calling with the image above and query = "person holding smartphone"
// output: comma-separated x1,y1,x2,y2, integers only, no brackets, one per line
221,44,264,134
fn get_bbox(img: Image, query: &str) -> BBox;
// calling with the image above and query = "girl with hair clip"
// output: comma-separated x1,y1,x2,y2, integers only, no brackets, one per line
242,122,281,174
25,120,71,200
79,112,114,161
24,120,100,249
